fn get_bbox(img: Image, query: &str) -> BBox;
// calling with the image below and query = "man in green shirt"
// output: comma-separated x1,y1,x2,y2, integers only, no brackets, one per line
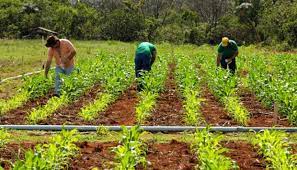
135,42,157,91
217,37,239,74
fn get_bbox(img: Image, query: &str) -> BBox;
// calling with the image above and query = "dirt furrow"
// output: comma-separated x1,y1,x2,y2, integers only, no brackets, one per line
39,84,101,125
143,140,197,170
201,87,237,126
145,64,184,126
0,91,54,124
90,84,137,125
223,140,266,170
239,89,290,127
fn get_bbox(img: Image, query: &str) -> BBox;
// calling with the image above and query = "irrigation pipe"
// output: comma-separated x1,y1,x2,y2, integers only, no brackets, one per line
0,125,297,133
0,68,55,84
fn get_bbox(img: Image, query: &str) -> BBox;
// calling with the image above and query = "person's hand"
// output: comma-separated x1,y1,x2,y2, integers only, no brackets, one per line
225,59,232,64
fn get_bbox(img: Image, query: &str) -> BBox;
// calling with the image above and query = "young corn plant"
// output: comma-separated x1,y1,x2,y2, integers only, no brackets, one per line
13,129,79,170
201,61,249,125
0,74,53,115
247,54,297,125
191,128,237,170
79,54,133,120
113,126,147,170
252,130,297,169
27,95,68,124
0,128,10,148
135,56,168,124
176,55,204,125
26,55,117,123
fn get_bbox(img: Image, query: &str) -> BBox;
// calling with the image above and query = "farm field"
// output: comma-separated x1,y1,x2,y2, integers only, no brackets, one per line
0,40,296,169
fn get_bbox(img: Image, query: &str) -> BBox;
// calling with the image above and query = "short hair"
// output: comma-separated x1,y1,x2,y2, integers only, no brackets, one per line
45,35,59,47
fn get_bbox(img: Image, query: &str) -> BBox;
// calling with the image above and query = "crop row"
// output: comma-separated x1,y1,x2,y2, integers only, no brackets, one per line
1,127,296,169
246,54,297,125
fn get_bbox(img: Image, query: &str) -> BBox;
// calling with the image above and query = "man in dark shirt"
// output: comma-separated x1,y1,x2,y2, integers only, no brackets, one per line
134,42,157,91
217,37,239,74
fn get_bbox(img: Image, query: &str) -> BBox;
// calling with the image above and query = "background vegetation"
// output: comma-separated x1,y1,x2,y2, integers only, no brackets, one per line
0,0,297,49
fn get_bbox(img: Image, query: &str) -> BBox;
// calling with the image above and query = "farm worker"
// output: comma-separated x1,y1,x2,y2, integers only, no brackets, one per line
217,37,239,74
44,35,77,97
134,42,157,91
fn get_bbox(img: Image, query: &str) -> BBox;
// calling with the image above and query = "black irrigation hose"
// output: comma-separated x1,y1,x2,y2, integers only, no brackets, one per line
0,125,297,133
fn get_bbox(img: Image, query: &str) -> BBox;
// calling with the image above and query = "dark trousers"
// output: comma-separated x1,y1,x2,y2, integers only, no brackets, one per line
135,53,151,91
221,58,236,74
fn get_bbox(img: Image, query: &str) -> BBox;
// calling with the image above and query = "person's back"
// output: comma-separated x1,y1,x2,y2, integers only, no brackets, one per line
134,42,157,91
47,39,75,68
218,40,238,60
136,42,156,56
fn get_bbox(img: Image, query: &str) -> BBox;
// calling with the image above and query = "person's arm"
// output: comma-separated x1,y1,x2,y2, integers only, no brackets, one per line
45,49,53,78
65,41,76,60
150,50,157,66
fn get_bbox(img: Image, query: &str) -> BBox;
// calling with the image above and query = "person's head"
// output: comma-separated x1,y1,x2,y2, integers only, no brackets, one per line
221,37,229,47
45,35,60,48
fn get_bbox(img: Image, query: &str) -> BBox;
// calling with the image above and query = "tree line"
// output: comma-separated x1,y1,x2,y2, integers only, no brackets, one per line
0,0,296,49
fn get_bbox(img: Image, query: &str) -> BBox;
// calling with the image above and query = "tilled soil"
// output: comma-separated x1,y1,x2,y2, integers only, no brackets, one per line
291,144,297,154
40,84,137,125
39,84,102,125
239,89,290,127
201,87,237,126
143,140,197,170
0,142,37,170
91,84,137,125
0,91,54,124
222,140,266,170
145,64,184,126
69,142,117,170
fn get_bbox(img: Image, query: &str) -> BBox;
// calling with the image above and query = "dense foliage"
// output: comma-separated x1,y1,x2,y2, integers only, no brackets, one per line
1,0,297,49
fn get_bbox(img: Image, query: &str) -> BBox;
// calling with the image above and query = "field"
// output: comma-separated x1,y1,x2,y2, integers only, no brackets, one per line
0,40,296,169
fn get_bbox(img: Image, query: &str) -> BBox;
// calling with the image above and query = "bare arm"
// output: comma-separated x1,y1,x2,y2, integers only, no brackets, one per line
45,49,53,78
65,41,76,60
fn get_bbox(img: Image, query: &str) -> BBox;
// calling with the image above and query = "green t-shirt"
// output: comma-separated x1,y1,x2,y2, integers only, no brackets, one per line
136,42,156,56
218,40,238,59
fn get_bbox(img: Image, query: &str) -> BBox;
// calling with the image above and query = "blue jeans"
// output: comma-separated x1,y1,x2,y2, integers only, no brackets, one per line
135,53,152,91
55,66,74,95
134,53,151,78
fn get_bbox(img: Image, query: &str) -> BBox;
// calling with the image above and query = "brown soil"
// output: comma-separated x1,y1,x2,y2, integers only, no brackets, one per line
91,84,137,125
0,142,37,170
142,140,197,170
201,87,237,126
291,144,297,154
39,84,101,125
40,83,137,126
145,64,184,126
0,91,54,124
69,142,117,170
239,89,290,127
222,141,266,170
